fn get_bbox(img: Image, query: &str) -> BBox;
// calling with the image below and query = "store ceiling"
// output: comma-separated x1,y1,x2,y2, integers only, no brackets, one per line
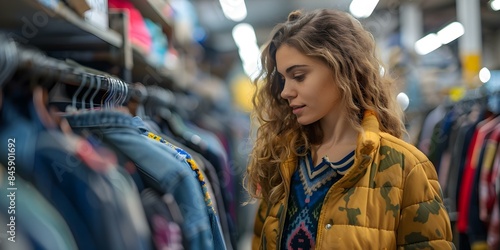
191,0,499,52
188,0,499,79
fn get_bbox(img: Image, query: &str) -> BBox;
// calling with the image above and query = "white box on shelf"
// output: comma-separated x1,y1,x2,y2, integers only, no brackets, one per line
84,0,108,30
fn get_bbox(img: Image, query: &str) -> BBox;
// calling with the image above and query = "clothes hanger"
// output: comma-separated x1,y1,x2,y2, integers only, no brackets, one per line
103,76,114,109
80,74,95,111
99,76,108,109
104,76,130,114
89,75,101,111
115,78,126,109
70,73,87,112
109,78,117,108
115,78,124,108
120,79,129,107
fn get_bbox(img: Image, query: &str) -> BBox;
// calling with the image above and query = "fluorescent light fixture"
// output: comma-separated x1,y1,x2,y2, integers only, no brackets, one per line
349,0,379,18
437,22,464,44
232,23,261,79
415,33,442,55
238,45,260,64
479,67,491,83
232,23,257,47
219,0,247,22
415,21,464,55
491,0,500,11
239,44,261,78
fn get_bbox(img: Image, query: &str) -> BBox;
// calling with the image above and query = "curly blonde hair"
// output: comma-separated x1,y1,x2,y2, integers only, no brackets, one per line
245,9,405,205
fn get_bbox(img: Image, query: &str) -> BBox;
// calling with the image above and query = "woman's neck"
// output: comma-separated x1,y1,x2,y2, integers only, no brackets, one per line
312,113,358,164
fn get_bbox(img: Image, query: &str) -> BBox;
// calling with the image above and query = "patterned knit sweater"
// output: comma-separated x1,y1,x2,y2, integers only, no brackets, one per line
281,150,355,249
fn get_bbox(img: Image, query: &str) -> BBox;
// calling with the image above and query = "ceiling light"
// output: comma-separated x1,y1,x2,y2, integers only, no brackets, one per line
219,0,247,22
415,33,442,55
349,0,379,18
490,0,500,11
232,23,261,79
479,67,491,83
437,22,464,44
239,45,261,79
232,23,256,47
415,21,464,55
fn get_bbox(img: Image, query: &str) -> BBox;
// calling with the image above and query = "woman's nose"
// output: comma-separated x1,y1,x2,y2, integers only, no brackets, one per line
280,81,295,100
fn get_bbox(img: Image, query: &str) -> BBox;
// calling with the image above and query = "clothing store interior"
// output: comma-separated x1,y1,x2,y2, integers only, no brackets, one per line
0,0,499,249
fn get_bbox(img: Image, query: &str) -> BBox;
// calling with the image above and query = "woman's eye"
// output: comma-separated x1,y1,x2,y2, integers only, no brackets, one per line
293,74,305,81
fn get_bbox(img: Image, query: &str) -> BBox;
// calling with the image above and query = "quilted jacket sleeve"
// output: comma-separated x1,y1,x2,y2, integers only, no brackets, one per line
252,199,268,250
397,160,455,249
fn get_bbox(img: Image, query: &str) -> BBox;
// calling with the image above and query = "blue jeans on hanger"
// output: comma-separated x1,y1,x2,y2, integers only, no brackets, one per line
66,111,217,250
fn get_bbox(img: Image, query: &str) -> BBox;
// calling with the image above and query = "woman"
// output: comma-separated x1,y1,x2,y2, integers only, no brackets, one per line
245,9,454,249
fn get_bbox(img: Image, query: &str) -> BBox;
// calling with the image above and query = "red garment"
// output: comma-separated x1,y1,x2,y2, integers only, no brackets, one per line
457,116,500,233
479,124,500,222
457,125,479,233
108,0,152,54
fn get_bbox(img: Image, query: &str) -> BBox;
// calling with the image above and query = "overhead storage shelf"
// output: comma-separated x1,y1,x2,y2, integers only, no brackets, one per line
131,44,176,89
0,0,122,50
0,0,177,87
129,0,174,39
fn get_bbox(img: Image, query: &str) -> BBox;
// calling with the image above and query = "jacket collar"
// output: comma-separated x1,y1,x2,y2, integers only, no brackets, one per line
280,110,380,189
356,110,381,157
337,110,380,188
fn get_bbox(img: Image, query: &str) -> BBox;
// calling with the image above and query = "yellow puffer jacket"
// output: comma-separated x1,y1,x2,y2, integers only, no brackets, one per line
252,111,455,249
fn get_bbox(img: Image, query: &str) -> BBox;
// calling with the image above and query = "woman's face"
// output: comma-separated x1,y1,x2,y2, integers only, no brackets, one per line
276,44,343,126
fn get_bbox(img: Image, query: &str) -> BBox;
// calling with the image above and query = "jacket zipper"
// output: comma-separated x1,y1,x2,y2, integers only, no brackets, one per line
315,177,338,249
315,154,368,249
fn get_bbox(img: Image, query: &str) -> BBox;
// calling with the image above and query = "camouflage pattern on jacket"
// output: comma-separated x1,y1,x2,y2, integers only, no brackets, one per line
252,110,455,249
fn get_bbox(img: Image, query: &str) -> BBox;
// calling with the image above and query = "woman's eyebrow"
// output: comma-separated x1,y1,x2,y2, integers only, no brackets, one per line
285,65,308,74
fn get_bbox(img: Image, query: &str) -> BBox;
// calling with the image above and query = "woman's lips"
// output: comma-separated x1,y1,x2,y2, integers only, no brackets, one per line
292,105,305,114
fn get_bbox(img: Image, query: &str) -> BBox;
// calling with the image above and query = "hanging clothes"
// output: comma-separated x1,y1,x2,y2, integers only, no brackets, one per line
417,96,500,250
140,188,184,250
0,164,78,250
136,118,227,250
0,94,152,250
64,110,222,250
0,37,235,250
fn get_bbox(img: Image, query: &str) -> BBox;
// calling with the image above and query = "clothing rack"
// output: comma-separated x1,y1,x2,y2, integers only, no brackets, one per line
0,34,145,103
144,85,176,107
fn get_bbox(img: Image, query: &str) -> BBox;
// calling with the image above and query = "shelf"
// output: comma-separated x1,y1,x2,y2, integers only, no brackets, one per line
128,0,173,39
0,0,178,88
132,44,176,89
0,0,122,50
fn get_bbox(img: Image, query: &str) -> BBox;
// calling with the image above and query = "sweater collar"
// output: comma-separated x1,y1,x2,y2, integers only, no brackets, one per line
280,110,380,189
